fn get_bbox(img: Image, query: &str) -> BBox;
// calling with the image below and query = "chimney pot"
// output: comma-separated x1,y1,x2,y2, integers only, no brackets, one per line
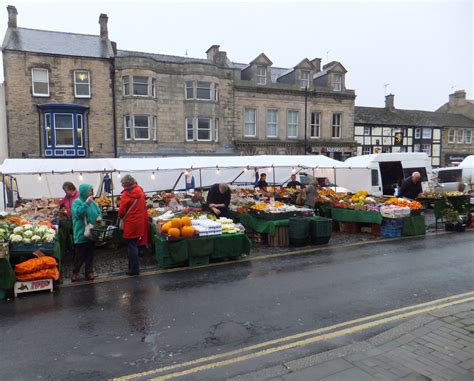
7,5,17,29
385,94,395,110
206,45,220,61
99,13,108,40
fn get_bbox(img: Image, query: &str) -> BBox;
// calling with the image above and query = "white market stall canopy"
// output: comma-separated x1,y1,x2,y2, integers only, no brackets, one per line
1,156,345,199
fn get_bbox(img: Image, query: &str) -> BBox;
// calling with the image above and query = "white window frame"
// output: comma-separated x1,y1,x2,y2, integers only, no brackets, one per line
152,78,157,98
448,128,456,143
310,112,321,138
214,118,219,142
457,129,464,143
364,127,370,135
414,143,420,152
186,118,194,141
266,109,278,138
133,115,150,140
244,108,257,137
414,128,421,139
132,76,149,97
331,113,342,139
382,146,391,153
333,74,342,91
362,146,371,155
196,118,212,142
152,116,157,142
300,70,310,89
123,76,130,96
256,66,266,85
74,70,91,98
465,129,472,144
32,68,50,97
196,81,212,100
421,143,431,156
422,128,432,139
185,81,194,100
53,113,75,147
124,115,132,141
213,84,219,102
287,110,299,138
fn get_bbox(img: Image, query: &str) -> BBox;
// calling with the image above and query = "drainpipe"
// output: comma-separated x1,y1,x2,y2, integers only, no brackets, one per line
111,66,118,158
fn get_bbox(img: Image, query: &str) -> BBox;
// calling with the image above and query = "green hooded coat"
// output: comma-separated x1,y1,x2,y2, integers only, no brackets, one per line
71,183,102,244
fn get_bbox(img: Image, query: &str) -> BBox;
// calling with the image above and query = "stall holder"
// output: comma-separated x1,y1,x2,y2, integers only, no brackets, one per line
153,233,251,268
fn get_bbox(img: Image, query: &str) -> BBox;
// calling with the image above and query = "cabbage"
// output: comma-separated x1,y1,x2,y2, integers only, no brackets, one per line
22,230,33,238
13,226,23,234
31,235,42,243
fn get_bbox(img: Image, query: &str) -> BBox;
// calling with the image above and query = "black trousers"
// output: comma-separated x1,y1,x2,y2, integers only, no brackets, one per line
73,241,94,274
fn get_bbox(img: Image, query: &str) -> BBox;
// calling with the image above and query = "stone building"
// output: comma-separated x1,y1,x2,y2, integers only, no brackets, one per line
354,94,474,167
436,90,474,165
1,6,115,158
1,6,357,159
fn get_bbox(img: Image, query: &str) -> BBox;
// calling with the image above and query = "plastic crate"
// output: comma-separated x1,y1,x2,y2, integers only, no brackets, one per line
381,225,402,238
310,217,332,245
382,219,403,228
9,241,56,253
189,255,210,266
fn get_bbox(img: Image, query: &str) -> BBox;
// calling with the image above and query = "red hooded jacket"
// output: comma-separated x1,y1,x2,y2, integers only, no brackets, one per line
118,184,149,245
59,190,79,218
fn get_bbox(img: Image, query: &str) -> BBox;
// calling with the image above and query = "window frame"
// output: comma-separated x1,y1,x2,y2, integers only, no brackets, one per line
465,129,472,144
457,129,464,143
32,68,50,97
74,70,91,98
362,146,371,155
152,116,157,142
123,76,130,96
422,128,432,139
287,110,299,138
132,76,149,97
414,128,421,139
196,81,212,100
421,143,431,156
53,113,75,148
266,109,278,138
214,118,219,142
331,112,342,139
256,66,267,85
185,81,194,100
300,70,310,89
244,108,257,137
448,128,456,143
124,115,132,141
45,114,52,147
196,117,212,142
76,114,84,147
152,78,157,98
186,118,194,141
133,115,150,140
213,83,219,102
333,74,342,91
364,127,370,136
310,111,321,138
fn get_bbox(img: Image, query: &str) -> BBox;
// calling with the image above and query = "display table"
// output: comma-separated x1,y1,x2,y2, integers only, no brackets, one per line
237,213,290,236
330,208,383,224
153,233,251,268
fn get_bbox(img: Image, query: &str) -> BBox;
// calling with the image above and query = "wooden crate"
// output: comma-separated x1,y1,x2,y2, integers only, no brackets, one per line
268,226,289,247
14,278,53,297
338,222,360,234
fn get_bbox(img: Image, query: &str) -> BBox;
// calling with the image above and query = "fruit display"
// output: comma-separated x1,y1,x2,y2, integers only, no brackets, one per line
191,218,222,236
161,216,197,239
385,198,423,210
218,217,240,234
96,195,112,208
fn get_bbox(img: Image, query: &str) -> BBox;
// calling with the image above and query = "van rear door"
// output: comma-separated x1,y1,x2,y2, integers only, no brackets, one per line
379,161,403,195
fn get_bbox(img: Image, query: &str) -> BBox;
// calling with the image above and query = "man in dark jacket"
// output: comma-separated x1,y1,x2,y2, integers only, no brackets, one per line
206,183,231,217
399,172,423,200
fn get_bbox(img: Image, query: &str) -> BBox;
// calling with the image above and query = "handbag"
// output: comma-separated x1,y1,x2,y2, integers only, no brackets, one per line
83,215,95,240
118,199,138,230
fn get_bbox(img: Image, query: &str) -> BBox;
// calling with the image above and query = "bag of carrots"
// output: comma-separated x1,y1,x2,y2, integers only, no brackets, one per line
16,268,60,281
15,256,58,275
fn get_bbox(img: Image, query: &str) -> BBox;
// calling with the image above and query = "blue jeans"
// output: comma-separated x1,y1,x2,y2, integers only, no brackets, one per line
127,238,140,274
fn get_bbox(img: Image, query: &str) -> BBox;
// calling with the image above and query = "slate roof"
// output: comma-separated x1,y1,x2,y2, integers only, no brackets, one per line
117,49,212,65
355,106,474,128
2,27,113,58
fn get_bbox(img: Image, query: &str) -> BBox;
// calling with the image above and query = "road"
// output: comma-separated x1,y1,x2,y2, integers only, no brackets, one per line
0,232,473,380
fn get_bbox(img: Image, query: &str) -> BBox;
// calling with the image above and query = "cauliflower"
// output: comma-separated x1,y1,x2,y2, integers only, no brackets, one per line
47,228,56,235
31,235,42,243
10,234,23,243
23,224,33,231
13,226,23,234
22,230,33,238
43,234,55,243
37,225,49,234
22,238,31,244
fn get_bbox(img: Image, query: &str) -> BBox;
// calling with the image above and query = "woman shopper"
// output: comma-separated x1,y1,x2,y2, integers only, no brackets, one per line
71,183,102,282
118,175,148,276
58,182,78,256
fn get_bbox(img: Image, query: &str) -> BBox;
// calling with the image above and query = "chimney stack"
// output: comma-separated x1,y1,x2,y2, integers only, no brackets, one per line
7,5,17,29
311,58,321,72
385,94,395,110
449,90,466,104
99,13,108,40
206,45,220,61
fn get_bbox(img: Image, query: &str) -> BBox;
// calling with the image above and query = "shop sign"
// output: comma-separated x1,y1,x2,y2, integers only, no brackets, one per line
321,147,344,153
14,278,53,297
394,132,404,146
446,154,469,162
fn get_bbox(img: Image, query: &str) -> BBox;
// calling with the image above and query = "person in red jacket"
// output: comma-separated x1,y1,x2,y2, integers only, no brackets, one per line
58,182,79,256
118,175,149,276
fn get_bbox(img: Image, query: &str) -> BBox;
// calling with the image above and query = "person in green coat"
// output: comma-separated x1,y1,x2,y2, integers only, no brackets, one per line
71,183,102,282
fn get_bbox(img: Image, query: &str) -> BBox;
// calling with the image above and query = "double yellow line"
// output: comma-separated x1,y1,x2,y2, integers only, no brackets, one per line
114,291,474,381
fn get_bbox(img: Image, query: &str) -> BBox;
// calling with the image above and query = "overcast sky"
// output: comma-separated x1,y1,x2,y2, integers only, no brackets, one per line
1,0,472,111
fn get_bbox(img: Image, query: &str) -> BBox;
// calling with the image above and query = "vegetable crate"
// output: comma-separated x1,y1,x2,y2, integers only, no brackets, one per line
310,217,332,245
268,226,289,247
380,225,402,238
338,222,359,234
9,242,56,253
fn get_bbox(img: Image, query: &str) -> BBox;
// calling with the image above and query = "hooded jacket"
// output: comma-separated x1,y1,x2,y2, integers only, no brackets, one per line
71,183,102,244
59,189,78,218
118,184,149,244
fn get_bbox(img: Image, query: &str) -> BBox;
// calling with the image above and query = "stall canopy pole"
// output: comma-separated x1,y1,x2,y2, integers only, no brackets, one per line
272,165,276,196
172,172,184,191
10,175,14,208
333,167,337,192
110,173,115,210
2,174,6,210
199,169,202,190
230,170,245,185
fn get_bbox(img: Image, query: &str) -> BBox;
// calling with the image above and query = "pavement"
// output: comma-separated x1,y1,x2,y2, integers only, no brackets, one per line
230,301,474,381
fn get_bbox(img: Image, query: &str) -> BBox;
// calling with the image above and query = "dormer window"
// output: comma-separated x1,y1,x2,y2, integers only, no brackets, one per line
333,74,342,91
300,70,310,88
256,66,266,85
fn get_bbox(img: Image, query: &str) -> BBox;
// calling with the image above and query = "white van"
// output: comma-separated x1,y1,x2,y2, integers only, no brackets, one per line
434,155,474,192
334,153,433,196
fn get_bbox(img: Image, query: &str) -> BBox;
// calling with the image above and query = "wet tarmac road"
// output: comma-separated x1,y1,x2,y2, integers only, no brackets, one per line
1,232,473,380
